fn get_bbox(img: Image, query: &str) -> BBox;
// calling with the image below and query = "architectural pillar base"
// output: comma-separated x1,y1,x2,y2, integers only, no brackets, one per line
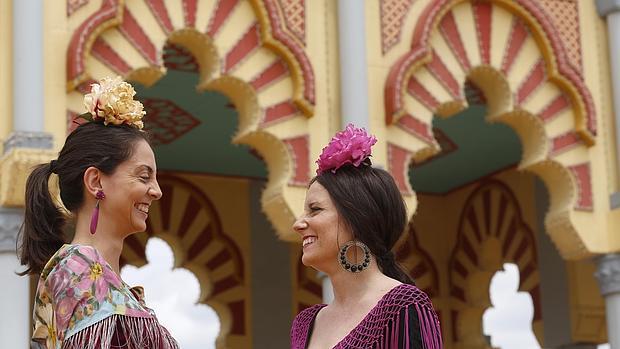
595,254,620,349
0,207,23,252
318,271,334,303
0,206,29,349
3,130,52,153
596,0,620,16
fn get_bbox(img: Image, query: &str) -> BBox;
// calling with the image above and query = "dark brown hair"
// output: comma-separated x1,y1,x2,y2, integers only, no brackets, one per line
313,160,414,284
18,121,149,275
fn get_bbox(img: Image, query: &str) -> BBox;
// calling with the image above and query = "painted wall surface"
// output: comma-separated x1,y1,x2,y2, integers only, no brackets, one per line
143,173,295,347
249,179,294,348
409,168,606,347
0,0,617,254
411,169,543,347
176,172,255,348
0,0,618,347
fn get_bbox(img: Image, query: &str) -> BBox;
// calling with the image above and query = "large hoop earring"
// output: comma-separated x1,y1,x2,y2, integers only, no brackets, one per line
338,240,371,273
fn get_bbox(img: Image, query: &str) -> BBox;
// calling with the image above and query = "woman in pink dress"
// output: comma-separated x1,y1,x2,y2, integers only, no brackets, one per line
18,76,179,348
291,124,443,349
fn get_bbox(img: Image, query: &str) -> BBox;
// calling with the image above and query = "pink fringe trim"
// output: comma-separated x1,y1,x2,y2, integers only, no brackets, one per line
415,303,443,349
62,314,179,349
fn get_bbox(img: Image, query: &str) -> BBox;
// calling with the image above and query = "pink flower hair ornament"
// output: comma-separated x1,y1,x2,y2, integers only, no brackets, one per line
316,124,377,175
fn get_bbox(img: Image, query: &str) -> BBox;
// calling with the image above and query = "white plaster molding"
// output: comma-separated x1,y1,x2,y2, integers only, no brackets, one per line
597,0,620,17
0,207,23,253
3,131,53,153
595,253,620,295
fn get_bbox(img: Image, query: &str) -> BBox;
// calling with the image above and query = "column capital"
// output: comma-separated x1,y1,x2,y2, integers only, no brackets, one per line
597,0,620,17
0,207,23,253
595,253,620,295
3,131,52,154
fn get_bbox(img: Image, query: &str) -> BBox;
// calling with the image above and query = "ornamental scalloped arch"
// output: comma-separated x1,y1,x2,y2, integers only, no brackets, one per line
384,0,596,260
120,174,248,348
396,225,440,299
66,0,315,241
449,179,542,348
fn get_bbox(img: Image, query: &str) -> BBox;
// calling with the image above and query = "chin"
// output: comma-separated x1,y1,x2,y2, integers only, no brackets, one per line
301,251,314,266
301,251,323,270
131,220,147,233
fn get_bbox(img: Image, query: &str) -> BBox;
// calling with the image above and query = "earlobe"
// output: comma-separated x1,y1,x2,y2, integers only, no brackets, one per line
83,166,103,196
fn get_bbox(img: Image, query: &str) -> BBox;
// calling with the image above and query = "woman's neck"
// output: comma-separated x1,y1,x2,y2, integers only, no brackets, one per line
71,210,125,274
326,264,400,309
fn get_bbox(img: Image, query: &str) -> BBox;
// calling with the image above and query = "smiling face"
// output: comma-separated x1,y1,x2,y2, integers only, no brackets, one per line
293,181,353,272
99,139,162,236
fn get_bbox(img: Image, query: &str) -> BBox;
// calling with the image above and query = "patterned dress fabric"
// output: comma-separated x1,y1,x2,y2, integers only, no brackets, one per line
31,244,179,349
291,283,443,349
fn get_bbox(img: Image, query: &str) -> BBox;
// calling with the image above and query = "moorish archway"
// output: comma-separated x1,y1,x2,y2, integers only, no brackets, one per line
122,173,247,348
384,0,598,260
448,179,541,348
65,0,316,241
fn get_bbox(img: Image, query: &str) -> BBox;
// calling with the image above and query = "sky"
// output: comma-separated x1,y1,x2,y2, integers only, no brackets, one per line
121,238,610,349
121,238,219,349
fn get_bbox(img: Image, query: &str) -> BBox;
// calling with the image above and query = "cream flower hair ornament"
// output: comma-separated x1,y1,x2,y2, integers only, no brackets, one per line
316,123,377,175
80,76,145,129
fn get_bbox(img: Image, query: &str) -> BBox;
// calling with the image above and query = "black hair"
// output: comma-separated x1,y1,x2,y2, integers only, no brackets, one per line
313,160,414,284
18,121,150,275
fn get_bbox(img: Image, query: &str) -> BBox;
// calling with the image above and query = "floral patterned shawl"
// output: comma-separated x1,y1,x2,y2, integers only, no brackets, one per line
31,244,179,349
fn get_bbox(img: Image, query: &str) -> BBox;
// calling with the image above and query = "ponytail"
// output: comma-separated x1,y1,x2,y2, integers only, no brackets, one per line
376,252,415,285
17,162,66,275
17,122,150,276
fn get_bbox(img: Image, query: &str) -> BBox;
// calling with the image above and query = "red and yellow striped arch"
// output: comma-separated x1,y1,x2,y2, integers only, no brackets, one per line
384,0,596,260
448,179,541,346
66,0,316,242
121,174,248,347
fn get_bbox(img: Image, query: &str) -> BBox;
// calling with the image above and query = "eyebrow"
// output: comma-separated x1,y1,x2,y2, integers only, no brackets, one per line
136,164,154,174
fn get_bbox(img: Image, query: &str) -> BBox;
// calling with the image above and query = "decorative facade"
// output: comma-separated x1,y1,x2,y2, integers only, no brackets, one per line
1,0,619,348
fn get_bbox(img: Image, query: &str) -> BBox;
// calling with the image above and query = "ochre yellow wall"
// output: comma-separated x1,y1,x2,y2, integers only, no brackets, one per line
174,172,254,348
410,168,605,346
411,170,540,347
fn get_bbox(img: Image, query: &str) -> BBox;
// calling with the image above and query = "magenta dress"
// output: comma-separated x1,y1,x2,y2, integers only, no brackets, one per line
290,284,443,349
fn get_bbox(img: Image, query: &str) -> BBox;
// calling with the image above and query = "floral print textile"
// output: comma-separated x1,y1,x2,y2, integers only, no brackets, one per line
31,244,176,348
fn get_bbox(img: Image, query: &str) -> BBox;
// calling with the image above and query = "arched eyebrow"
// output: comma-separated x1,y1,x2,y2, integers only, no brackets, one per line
136,164,154,174
306,201,322,208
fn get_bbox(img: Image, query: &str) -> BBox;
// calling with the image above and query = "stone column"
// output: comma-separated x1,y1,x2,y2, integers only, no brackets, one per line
596,2,620,348
0,208,29,349
597,0,620,207
5,0,51,152
338,0,369,129
595,254,620,349
317,271,334,303
0,1,53,347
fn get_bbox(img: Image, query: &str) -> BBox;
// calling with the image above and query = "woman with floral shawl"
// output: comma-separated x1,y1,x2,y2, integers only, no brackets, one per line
19,76,179,348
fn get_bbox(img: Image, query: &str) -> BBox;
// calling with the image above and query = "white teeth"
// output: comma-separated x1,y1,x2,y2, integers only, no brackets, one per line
136,204,149,214
302,236,317,247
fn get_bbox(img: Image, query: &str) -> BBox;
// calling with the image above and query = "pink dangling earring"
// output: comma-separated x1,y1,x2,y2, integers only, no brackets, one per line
90,190,105,235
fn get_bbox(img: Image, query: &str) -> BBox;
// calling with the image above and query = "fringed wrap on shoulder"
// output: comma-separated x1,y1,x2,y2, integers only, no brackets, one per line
289,284,443,349
62,314,178,348
32,245,179,349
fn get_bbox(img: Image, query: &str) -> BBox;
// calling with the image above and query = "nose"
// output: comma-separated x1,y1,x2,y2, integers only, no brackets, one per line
292,216,308,234
149,179,163,200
